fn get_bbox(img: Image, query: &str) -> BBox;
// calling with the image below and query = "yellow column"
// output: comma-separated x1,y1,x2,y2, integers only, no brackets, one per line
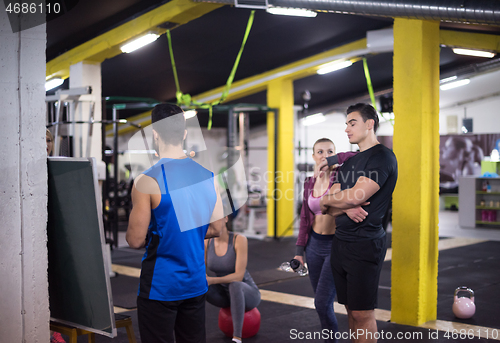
267,79,295,237
391,19,440,325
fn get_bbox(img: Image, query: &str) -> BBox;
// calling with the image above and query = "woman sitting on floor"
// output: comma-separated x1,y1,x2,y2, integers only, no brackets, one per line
205,216,261,343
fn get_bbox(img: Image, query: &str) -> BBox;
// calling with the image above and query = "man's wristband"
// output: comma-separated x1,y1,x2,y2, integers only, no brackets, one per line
326,155,339,167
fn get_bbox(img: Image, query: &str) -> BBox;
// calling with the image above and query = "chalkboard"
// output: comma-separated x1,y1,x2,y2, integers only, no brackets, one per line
47,157,116,337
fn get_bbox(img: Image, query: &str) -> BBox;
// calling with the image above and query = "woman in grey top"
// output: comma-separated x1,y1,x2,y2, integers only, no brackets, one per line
205,217,261,343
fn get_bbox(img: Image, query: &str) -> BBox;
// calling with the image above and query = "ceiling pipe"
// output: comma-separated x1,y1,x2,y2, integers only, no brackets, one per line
193,0,500,25
453,56,500,77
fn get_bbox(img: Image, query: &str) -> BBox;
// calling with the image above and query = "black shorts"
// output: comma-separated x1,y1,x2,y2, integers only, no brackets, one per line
137,293,206,343
330,235,387,311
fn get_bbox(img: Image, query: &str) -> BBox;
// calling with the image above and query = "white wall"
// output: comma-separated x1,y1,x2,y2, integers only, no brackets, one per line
377,116,395,136
439,68,500,135
292,68,500,148
0,5,50,341
440,96,500,135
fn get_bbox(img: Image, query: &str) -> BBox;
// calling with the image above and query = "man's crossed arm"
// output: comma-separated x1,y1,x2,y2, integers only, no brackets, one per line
320,177,380,223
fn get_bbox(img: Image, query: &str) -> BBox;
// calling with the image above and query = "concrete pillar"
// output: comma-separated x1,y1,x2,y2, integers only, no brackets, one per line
69,61,102,160
267,79,295,237
391,18,440,325
0,5,50,342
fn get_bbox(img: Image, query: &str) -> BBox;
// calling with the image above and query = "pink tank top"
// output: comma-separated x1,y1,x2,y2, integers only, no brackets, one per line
307,186,331,216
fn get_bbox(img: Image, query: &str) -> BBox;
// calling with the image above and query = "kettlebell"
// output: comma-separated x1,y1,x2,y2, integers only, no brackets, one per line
452,286,476,319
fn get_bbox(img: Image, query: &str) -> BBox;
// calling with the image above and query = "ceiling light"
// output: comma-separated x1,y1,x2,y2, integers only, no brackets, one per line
440,75,457,84
440,79,470,91
120,33,160,53
184,110,197,119
45,78,64,91
317,60,353,75
452,48,495,58
266,7,317,17
301,113,326,126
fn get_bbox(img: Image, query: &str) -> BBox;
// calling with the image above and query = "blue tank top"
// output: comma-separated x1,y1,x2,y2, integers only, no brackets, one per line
138,158,217,301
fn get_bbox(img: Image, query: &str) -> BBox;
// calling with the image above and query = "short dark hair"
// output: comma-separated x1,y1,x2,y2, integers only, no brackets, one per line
346,103,379,133
151,103,186,146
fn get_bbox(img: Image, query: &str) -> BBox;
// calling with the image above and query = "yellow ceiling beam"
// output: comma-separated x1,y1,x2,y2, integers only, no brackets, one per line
46,0,223,80
109,38,369,136
192,38,369,104
192,30,500,106
440,29,500,52
108,28,500,137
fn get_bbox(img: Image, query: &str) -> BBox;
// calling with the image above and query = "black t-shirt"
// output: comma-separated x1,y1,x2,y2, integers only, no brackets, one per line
334,144,398,241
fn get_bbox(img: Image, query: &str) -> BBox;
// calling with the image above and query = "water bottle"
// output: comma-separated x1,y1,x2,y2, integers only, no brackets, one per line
279,259,308,276
290,259,309,276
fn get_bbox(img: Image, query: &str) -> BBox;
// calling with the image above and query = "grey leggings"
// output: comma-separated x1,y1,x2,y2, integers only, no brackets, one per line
206,281,261,337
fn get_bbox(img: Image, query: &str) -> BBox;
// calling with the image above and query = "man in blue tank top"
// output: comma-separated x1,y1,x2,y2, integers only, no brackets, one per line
318,103,398,343
126,103,224,343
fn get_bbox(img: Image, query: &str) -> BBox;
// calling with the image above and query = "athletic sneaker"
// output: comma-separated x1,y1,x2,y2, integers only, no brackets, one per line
50,332,66,343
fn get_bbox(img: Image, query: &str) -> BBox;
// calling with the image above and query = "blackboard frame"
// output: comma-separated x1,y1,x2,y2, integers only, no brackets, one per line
47,157,116,337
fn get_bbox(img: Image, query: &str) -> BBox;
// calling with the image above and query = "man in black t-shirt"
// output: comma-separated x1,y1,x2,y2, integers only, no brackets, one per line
319,103,398,343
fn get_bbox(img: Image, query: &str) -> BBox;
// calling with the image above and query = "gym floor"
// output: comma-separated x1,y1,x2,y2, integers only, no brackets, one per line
71,211,500,342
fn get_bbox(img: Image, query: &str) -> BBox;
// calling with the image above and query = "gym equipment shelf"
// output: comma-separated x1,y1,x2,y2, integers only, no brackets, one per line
476,221,500,225
459,176,500,228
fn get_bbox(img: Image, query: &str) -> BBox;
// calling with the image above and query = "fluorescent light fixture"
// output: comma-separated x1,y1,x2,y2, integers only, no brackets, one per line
301,113,326,126
45,78,64,91
440,79,470,91
266,7,317,17
121,33,160,53
440,75,457,84
123,150,156,154
317,60,353,75
184,110,197,119
452,48,495,58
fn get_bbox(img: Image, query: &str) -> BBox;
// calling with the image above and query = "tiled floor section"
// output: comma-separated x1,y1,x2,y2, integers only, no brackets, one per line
95,210,500,343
